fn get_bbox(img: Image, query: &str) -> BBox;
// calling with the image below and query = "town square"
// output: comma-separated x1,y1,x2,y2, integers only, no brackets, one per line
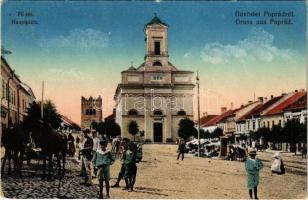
1,1,307,199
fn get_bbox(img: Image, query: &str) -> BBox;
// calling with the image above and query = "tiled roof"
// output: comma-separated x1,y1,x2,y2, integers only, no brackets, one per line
237,103,264,122
244,96,283,119
202,110,236,127
200,115,218,126
264,91,306,116
284,93,307,111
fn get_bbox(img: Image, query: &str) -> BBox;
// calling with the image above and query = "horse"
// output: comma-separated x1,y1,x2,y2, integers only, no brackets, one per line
24,120,68,179
1,123,29,177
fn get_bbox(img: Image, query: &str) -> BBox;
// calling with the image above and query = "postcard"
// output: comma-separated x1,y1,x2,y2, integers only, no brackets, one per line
1,0,307,199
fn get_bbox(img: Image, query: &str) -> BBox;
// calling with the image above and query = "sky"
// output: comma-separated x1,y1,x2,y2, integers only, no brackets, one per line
1,1,306,124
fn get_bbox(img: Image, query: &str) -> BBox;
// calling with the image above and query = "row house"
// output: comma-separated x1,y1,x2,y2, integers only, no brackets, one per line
1,56,36,130
202,108,236,133
261,90,306,129
201,90,307,147
283,93,307,124
243,96,283,133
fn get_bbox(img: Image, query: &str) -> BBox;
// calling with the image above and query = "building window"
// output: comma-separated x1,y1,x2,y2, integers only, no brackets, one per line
177,110,186,116
92,109,96,115
128,109,138,116
154,41,160,55
253,121,255,130
152,75,163,81
153,109,163,116
153,61,162,67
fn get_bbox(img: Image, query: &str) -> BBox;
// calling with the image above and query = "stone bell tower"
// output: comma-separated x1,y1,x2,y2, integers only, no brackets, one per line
144,14,171,71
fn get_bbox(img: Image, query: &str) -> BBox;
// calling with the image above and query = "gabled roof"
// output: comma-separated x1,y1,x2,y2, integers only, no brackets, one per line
263,91,306,116
284,93,307,112
200,115,218,126
237,104,264,122
244,96,283,119
202,109,236,127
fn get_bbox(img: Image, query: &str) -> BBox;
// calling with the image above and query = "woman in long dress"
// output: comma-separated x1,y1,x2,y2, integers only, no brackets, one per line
271,151,285,174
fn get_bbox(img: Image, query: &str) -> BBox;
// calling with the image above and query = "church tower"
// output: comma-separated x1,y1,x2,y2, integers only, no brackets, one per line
144,15,172,72
114,15,194,143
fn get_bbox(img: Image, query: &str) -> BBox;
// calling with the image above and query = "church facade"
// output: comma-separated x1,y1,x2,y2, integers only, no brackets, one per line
114,16,195,142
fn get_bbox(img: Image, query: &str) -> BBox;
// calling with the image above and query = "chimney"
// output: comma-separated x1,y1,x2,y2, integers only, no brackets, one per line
221,107,227,114
258,97,263,102
264,97,268,102
281,93,286,96
241,104,244,108
203,112,208,117
270,95,274,99
230,102,234,110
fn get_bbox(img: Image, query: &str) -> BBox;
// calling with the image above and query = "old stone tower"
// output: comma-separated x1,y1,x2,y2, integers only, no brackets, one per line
81,96,102,129
114,15,195,142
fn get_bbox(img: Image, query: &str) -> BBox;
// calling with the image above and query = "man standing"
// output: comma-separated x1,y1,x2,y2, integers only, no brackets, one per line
112,138,129,188
177,139,186,161
92,131,100,177
80,129,94,185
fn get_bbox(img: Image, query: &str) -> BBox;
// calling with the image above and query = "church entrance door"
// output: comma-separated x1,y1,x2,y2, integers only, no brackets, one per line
153,123,163,142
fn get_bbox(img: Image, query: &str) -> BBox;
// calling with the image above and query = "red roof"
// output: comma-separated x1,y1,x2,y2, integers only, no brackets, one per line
200,115,218,126
104,113,115,122
284,93,307,111
237,104,263,122
202,110,236,127
245,96,282,119
264,91,306,116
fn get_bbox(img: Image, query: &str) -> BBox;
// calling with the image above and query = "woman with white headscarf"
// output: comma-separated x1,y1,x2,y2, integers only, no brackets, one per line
271,151,285,174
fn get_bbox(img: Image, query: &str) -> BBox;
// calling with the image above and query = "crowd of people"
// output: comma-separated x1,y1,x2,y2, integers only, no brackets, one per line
72,130,142,199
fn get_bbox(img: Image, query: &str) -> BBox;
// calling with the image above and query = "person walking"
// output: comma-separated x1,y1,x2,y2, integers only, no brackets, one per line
92,140,115,199
271,151,285,175
123,142,137,192
177,139,186,161
80,130,94,185
245,149,263,199
92,131,100,177
112,138,129,188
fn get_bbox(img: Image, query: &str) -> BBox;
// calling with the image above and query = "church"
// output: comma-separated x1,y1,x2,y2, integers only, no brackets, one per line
114,15,195,142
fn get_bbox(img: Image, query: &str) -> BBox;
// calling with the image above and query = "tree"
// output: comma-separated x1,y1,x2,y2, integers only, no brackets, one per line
200,129,210,139
178,118,198,139
105,121,121,138
128,120,139,141
26,100,62,129
283,119,302,154
210,127,223,139
269,125,283,150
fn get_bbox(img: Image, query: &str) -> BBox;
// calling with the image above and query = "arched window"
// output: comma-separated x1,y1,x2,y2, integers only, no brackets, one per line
153,109,163,116
128,109,138,116
89,109,93,115
86,109,89,115
92,109,96,115
153,61,162,67
177,110,186,116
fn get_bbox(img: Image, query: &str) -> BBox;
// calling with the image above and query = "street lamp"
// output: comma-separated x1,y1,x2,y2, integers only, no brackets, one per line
196,71,201,157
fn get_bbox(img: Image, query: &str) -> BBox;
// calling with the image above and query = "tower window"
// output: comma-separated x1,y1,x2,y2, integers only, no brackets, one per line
153,61,162,67
154,41,160,55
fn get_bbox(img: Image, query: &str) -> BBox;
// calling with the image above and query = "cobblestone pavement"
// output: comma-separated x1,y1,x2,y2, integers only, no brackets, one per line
1,157,99,199
1,145,307,199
